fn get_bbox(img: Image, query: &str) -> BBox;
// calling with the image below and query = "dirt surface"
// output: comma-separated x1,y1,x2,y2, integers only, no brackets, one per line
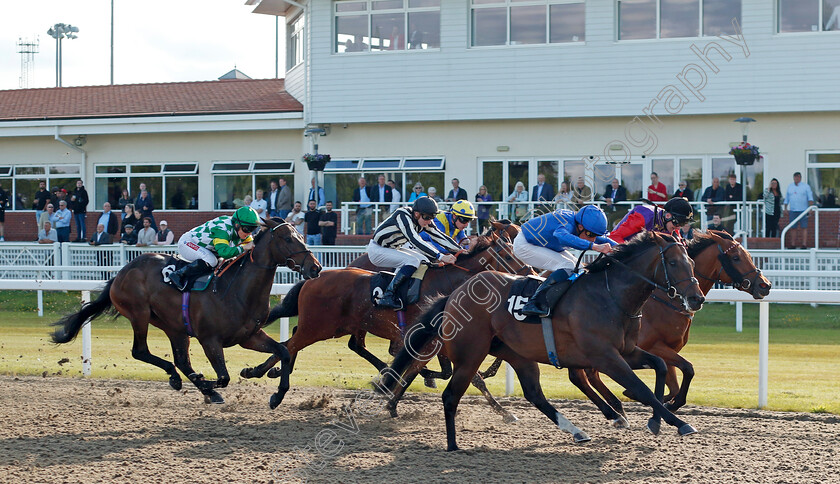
0,376,838,484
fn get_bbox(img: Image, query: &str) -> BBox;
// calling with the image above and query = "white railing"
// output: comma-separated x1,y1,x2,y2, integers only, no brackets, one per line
779,205,821,249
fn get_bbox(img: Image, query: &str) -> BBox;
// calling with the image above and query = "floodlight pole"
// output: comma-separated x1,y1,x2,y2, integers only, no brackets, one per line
734,117,756,244
305,127,327,207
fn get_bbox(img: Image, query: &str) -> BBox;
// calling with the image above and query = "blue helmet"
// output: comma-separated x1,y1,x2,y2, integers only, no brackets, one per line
574,205,608,236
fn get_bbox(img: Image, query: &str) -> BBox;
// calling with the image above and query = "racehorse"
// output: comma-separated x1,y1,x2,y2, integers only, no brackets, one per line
570,230,771,425
51,218,321,405
253,221,533,412
382,232,706,451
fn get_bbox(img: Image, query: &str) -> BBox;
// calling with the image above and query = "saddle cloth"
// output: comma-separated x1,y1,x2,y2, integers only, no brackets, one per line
506,274,576,324
370,264,429,308
161,256,213,292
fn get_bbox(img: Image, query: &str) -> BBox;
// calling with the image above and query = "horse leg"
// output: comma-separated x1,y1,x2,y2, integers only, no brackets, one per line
664,366,680,403
197,338,230,404
128,318,181,390
479,357,504,379
595,349,696,437
584,368,627,420
418,355,452,389
652,348,694,413
348,333,388,372
384,357,425,418
469,371,518,424
169,333,222,403
442,353,486,451
567,368,628,429
236,330,293,409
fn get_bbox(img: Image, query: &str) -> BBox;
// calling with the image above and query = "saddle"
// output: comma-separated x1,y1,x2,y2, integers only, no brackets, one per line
370,264,429,308
506,274,577,324
161,256,214,292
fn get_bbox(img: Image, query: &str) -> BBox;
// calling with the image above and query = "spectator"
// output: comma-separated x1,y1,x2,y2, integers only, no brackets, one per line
724,174,742,202
446,178,468,202
507,181,529,221
388,179,401,212
15,193,26,211
304,200,322,245
135,189,156,230
120,224,138,245
408,182,426,202
69,180,90,242
571,177,592,205
319,201,338,245
707,213,729,234
285,201,305,234
761,178,782,237
170,185,187,210
531,174,555,209
54,200,72,242
97,202,120,239
89,224,112,245
647,172,668,203
370,174,393,216
603,178,628,212
38,221,57,244
785,171,815,249
136,217,156,246
121,204,141,235
0,182,7,241
819,187,837,208
277,178,293,219
155,220,175,245
33,181,50,227
352,177,373,235
49,187,61,208
673,180,694,201
267,180,281,218
427,187,442,202
475,185,492,232
680,223,695,241
701,177,725,220
250,189,267,220
554,181,573,205
118,188,132,216
39,204,57,237
241,195,253,208
308,178,326,207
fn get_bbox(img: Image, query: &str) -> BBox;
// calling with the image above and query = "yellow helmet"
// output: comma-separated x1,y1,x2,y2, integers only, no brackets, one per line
450,200,477,219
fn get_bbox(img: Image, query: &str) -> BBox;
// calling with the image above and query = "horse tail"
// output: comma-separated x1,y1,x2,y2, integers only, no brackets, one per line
382,294,450,391
51,279,116,344
264,279,306,326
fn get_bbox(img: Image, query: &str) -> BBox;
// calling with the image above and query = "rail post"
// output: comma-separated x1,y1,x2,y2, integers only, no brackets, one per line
81,290,92,376
758,301,769,408
505,362,515,396
37,290,44,317
735,301,743,332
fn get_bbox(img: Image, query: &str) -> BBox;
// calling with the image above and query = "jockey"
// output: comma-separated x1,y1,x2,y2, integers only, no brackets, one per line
169,206,260,290
610,197,694,244
419,200,476,251
515,205,616,317
367,196,461,309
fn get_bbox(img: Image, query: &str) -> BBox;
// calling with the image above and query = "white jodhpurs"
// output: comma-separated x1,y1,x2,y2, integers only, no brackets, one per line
513,231,576,272
367,240,425,270
178,232,219,267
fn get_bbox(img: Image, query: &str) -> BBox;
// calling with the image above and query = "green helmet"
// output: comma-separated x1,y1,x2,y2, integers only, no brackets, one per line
232,206,260,230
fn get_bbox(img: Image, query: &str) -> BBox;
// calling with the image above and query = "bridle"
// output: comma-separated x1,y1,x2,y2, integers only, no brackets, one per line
694,240,762,292
491,226,537,276
248,221,314,275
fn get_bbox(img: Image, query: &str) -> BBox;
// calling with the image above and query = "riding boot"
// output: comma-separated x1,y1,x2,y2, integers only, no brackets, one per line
378,266,416,310
521,269,571,317
169,260,212,291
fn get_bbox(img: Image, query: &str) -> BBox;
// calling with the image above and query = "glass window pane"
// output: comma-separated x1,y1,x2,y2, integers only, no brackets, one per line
212,162,251,171
0,166,10,177
712,157,735,181
324,159,361,170
745,156,764,201
594,164,617,196
14,179,41,210
537,160,559,196
214,175,252,210
325,173,363,209
253,161,294,171
337,15,369,52
165,176,198,210
510,5,546,45
482,161,503,202
678,158,703,201
95,176,127,209
825,0,840,31
337,1,367,13
363,159,401,169
131,177,163,210
661,0,699,38
779,0,819,32
473,7,507,46
619,0,656,40
563,159,585,186
373,0,403,9
652,158,674,196
130,165,162,173
405,172,445,199
549,3,585,42
473,0,502,4
96,165,126,174
0,179,11,209
809,153,840,164
409,0,439,7
409,10,440,48
15,166,45,176
620,163,643,200
163,163,197,173
404,158,444,169
808,167,840,206
507,160,529,196
703,0,741,36
373,13,405,50
49,165,81,175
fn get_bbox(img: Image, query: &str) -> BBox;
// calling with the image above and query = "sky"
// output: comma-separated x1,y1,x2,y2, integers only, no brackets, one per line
0,0,284,91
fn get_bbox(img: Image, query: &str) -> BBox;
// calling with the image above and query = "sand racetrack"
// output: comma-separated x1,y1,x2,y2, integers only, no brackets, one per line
0,376,838,483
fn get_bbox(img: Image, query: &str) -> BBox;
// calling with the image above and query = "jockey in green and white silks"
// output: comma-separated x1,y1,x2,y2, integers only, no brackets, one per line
169,206,260,290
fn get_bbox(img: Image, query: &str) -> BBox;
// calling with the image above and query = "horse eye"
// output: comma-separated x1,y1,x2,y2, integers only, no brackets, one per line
669,260,676,266
732,256,740,262
504,255,512,261
285,237,292,243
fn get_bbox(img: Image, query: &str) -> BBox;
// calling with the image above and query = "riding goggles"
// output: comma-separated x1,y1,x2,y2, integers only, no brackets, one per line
455,216,471,224
420,214,435,221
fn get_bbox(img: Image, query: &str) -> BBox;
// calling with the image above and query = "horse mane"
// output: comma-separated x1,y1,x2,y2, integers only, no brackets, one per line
686,230,732,258
454,222,513,262
585,231,673,273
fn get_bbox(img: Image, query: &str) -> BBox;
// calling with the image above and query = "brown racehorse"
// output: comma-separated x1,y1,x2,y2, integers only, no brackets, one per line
570,230,771,426
383,232,706,450
255,221,532,412
51,219,321,405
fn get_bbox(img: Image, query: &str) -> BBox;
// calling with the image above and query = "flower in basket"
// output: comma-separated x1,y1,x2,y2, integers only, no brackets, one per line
302,153,331,171
729,142,761,157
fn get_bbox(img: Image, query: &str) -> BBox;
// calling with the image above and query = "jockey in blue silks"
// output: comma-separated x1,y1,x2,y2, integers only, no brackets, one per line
419,200,476,251
514,205,617,317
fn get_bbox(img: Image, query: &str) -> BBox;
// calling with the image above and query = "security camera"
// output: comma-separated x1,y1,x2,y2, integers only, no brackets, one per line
73,136,86,147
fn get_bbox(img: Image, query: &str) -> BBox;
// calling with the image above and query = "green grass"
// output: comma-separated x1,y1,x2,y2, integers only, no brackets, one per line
1,291,838,414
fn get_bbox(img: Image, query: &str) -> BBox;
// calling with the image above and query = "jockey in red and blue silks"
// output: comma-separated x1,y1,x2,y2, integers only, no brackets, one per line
514,205,616,317
419,200,476,251
610,197,694,244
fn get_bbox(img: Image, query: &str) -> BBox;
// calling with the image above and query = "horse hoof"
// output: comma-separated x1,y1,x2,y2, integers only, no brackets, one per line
240,368,253,379
267,368,281,379
388,408,398,418
423,377,437,389
269,392,284,410
169,376,182,391
646,418,661,436
503,413,519,424
611,416,630,429
678,423,698,436
446,444,460,452
573,431,591,443
205,392,224,405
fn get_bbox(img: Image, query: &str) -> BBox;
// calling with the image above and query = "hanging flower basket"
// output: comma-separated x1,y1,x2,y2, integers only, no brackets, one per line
303,153,331,171
729,143,761,166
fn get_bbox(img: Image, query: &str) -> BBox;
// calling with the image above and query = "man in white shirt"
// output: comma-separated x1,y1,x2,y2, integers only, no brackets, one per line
285,201,306,234
38,221,57,244
388,179,401,213
136,217,157,247
784,172,815,249
250,189,268,220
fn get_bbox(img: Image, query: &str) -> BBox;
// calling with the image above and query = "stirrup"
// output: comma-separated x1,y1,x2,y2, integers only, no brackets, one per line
521,300,550,317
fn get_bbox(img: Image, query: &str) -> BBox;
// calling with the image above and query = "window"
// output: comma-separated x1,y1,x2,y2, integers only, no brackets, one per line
288,14,305,69
618,0,741,40
212,160,295,210
652,158,674,196
335,0,441,53
778,0,839,33
807,152,840,207
472,0,585,46
94,163,198,210
2,165,81,210
678,158,703,201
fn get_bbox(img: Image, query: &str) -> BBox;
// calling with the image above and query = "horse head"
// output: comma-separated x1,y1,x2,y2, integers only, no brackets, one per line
459,219,534,276
652,232,705,312
259,218,322,279
707,230,771,299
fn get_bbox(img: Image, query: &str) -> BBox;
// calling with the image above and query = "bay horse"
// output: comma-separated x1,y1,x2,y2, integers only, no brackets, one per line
571,230,771,426
51,218,321,405
383,232,706,451
254,221,533,412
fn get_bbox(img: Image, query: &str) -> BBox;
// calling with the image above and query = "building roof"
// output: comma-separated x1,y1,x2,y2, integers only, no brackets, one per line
0,79,302,122
219,68,252,80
